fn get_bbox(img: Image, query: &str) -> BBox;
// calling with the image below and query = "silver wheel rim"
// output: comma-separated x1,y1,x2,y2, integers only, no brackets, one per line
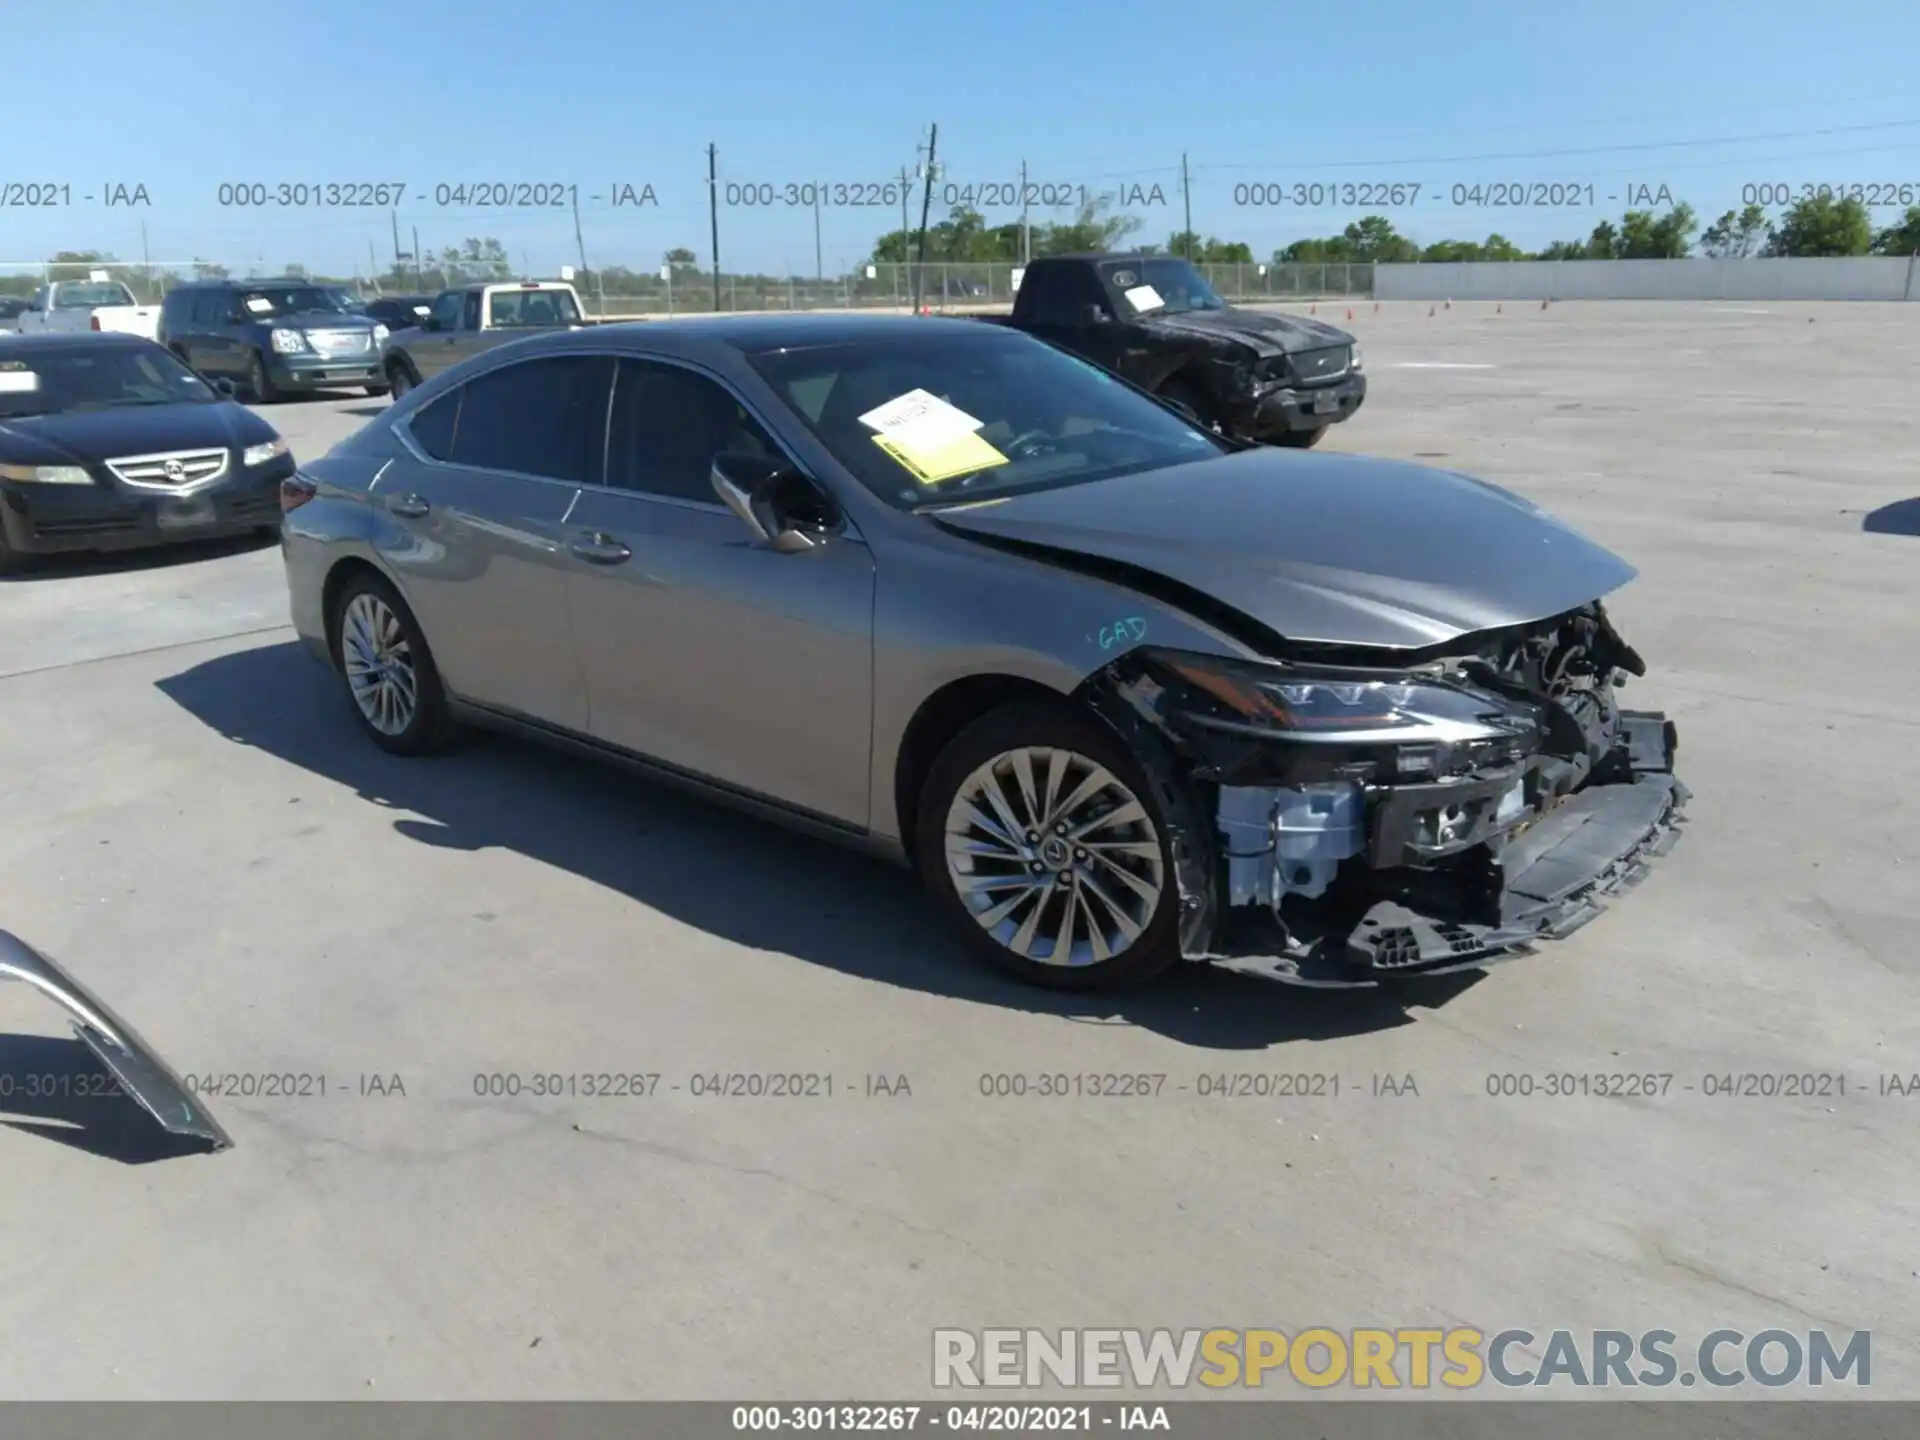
340,592,418,736
944,745,1165,967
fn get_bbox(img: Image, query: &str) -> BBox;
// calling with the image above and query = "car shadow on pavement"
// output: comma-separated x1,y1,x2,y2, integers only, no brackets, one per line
0,530,276,583
154,640,1481,1051
0,1033,213,1163
338,404,390,418
1863,497,1920,536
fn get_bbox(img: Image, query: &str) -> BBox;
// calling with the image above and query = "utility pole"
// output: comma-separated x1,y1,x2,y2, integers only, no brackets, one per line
411,226,422,288
1181,153,1193,259
1019,158,1031,265
707,143,722,313
368,240,379,292
813,185,823,280
912,123,938,314
571,187,591,292
139,218,151,298
390,210,402,273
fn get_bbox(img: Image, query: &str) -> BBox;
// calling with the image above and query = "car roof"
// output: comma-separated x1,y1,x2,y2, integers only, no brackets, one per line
493,313,1010,360
0,330,160,349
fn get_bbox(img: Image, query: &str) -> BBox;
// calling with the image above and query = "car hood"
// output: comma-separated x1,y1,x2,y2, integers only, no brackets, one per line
279,313,379,331
930,448,1637,652
1136,306,1353,358
0,401,274,464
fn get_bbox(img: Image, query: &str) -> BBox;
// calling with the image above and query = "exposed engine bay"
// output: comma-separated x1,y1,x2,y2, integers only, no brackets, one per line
1080,601,1689,986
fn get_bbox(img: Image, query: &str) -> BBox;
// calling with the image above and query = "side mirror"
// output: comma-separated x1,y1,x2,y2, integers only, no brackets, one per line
211,377,237,397
1083,303,1112,326
711,451,835,553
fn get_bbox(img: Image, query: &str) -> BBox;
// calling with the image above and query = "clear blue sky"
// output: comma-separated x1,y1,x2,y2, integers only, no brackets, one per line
4,0,1915,279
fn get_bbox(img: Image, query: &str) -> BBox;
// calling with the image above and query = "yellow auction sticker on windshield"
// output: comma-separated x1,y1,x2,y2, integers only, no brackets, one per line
874,431,1009,484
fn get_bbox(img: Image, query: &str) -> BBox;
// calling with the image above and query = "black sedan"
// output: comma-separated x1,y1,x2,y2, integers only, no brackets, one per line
0,333,294,574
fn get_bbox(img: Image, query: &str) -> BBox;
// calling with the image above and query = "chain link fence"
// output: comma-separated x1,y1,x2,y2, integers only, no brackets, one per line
0,258,1374,317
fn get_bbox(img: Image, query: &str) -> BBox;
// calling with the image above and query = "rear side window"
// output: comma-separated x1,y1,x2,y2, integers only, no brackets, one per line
406,388,461,461
448,355,613,482
1022,265,1104,326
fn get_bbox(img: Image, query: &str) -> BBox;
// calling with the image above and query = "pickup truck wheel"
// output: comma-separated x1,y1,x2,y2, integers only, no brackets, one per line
1275,425,1328,448
364,385,390,398
916,700,1181,991
1158,378,1220,433
387,367,413,401
246,351,280,404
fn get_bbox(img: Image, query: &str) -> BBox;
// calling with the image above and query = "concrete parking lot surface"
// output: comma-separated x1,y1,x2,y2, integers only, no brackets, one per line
1,302,1915,1400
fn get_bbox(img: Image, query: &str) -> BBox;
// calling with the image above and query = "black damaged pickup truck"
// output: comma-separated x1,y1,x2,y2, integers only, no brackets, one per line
977,254,1365,447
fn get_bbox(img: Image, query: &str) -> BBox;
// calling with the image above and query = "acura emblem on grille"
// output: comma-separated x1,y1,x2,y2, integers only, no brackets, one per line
163,460,186,483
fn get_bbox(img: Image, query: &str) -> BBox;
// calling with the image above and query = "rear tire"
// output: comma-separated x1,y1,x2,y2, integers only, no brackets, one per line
1275,425,1328,449
246,350,281,404
386,365,414,401
326,570,455,756
915,700,1181,991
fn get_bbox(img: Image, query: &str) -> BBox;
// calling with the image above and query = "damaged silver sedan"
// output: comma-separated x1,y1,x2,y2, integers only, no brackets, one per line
280,315,1684,991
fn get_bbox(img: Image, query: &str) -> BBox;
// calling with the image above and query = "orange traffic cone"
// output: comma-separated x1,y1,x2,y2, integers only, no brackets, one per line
1540,299,1549,310
1345,308,1353,320
1495,303,1502,314
1444,298,1451,309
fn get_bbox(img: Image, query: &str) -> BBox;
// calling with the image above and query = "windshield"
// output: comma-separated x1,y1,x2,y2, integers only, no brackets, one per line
744,327,1227,509
238,286,358,318
1098,258,1227,316
0,345,215,417
53,282,137,310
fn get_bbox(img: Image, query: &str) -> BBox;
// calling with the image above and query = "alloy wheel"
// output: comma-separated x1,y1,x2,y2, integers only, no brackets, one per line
943,746,1165,967
340,591,418,736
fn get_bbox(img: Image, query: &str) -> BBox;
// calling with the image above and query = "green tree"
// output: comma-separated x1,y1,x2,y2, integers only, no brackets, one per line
1276,236,1352,263
1765,194,1872,256
1699,204,1769,258
1339,215,1419,262
1032,196,1143,256
664,247,698,266
1166,231,1253,263
1534,239,1590,260
1870,204,1920,255
1615,204,1697,258
46,249,117,281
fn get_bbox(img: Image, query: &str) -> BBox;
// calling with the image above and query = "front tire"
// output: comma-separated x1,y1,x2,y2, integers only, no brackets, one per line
326,571,455,756
386,365,414,401
915,700,1180,991
246,350,281,403
364,384,390,398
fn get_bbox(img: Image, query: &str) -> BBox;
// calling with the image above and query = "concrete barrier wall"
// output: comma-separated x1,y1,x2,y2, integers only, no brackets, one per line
1375,256,1920,302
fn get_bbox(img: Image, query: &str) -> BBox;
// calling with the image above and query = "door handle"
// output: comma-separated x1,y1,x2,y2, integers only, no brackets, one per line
568,531,632,565
389,493,430,518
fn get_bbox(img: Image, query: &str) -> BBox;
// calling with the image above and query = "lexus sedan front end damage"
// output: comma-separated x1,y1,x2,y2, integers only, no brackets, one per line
1083,603,1686,986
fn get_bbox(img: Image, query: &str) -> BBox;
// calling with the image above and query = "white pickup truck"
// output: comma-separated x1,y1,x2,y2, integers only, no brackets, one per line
12,275,162,340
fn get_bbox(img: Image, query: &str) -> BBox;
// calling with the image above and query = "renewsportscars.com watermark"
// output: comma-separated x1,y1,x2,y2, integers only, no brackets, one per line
933,1328,1871,1391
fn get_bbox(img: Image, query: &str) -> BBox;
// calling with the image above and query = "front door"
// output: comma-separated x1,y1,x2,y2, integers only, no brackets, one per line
563,356,876,829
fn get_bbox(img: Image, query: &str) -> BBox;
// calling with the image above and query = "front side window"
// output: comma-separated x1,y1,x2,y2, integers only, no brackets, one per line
604,358,781,505
428,292,462,330
447,355,613,482
743,327,1225,509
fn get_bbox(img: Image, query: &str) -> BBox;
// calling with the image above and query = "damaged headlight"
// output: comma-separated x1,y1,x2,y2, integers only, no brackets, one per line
1144,648,1535,747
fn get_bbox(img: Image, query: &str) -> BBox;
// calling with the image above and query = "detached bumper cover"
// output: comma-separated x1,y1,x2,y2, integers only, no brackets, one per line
0,930,232,1150
1197,712,1688,988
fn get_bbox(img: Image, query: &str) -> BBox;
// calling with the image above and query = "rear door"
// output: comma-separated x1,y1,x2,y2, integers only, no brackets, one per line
562,355,877,828
378,352,612,730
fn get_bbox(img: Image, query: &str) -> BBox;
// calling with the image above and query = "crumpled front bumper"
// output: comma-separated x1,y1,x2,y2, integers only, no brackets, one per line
0,930,232,1149
1189,712,1688,988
